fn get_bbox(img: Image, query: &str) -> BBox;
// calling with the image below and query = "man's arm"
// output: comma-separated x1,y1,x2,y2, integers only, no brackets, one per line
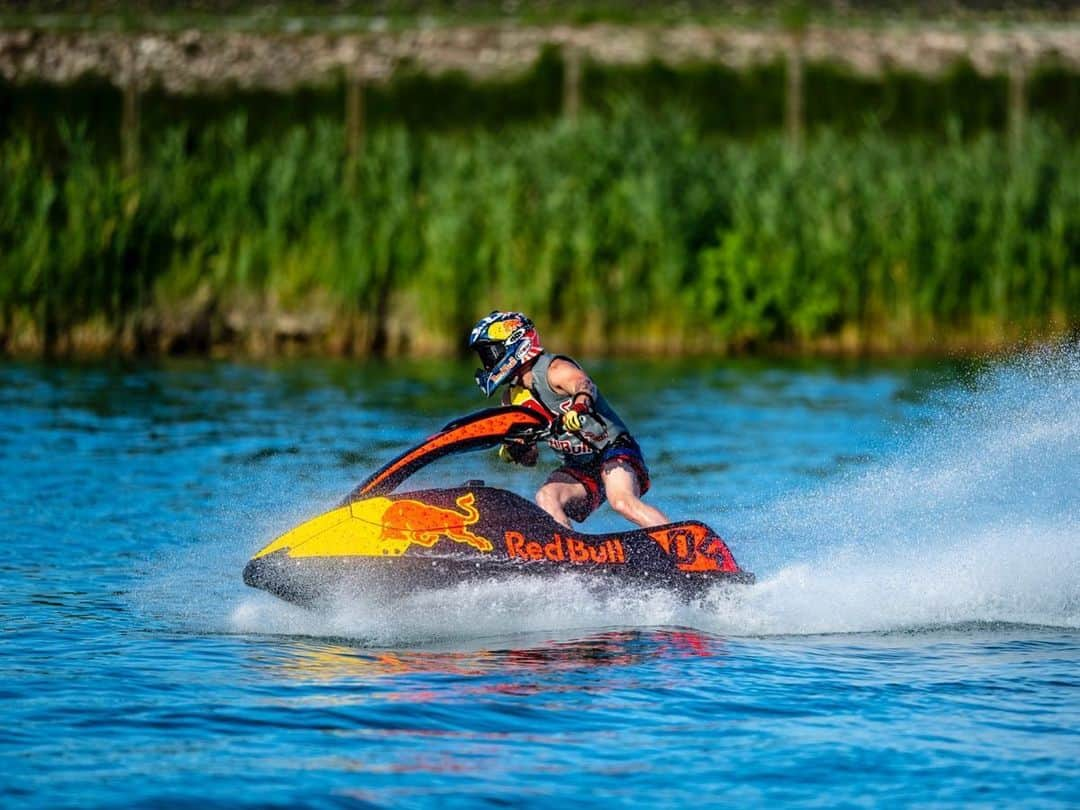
547,358,605,435
547,358,597,405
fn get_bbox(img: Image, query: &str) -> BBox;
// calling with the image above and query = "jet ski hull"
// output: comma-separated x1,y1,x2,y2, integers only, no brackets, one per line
244,485,754,607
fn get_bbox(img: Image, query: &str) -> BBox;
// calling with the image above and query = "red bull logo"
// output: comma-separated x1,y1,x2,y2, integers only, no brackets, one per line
505,531,626,565
486,318,523,341
380,493,493,553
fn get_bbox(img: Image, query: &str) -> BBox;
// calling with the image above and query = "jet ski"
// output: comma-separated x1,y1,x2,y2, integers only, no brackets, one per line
243,406,754,607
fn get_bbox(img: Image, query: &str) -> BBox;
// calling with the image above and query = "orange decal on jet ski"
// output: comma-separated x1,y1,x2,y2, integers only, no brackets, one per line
505,531,626,565
649,524,739,573
380,493,493,552
352,407,549,499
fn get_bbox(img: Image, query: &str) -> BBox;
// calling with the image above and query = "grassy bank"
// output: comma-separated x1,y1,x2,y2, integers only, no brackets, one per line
1,110,1077,357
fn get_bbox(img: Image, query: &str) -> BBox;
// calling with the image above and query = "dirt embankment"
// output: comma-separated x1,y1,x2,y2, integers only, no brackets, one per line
2,297,1070,361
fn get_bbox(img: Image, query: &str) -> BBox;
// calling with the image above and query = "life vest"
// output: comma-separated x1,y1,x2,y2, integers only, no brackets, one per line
516,352,630,460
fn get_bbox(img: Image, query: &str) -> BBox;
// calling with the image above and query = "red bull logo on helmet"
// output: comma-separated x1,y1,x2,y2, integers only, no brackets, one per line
486,317,524,342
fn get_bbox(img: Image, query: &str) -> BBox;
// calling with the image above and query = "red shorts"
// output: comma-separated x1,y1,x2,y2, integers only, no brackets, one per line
553,435,651,523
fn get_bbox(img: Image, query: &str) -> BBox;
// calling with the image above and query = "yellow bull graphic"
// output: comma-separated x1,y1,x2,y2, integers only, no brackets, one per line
253,492,492,559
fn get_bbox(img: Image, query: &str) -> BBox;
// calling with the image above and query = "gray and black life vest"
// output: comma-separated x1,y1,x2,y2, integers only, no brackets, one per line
526,353,630,460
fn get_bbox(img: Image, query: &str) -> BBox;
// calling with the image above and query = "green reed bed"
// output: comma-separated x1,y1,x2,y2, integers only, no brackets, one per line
1,111,1077,355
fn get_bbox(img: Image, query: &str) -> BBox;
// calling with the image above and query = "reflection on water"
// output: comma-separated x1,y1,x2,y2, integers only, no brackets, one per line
275,629,723,685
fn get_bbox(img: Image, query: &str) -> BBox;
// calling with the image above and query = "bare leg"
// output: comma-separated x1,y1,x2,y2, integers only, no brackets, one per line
601,459,670,528
535,473,590,529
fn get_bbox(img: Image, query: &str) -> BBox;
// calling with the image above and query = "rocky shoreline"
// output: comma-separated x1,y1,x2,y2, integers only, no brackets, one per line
3,22,1080,92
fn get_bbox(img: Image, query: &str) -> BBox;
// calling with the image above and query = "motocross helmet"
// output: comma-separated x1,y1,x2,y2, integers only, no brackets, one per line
468,311,543,397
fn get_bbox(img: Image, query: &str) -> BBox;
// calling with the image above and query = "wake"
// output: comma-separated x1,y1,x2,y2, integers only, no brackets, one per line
229,343,1080,641
715,342,1080,635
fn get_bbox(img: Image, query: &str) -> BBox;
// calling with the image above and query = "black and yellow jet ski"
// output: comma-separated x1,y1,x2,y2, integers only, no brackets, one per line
243,406,754,607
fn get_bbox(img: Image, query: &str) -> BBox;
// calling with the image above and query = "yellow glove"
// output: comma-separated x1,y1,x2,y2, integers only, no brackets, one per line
562,409,583,432
560,400,592,433
498,444,516,463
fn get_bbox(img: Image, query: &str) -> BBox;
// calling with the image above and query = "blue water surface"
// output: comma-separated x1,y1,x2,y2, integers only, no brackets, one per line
2,351,1078,808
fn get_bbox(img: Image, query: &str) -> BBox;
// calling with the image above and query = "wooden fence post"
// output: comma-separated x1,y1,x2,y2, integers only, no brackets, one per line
785,33,804,154
1008,56,1027,152
344,70,366,191
122,40,140,177
563,45,582,120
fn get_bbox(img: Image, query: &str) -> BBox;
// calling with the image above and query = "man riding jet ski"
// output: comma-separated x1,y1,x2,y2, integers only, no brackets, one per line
241,314,754,606
469,310,669,529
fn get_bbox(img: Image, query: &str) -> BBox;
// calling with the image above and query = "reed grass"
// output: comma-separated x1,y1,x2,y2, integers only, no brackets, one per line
1,109,1077,355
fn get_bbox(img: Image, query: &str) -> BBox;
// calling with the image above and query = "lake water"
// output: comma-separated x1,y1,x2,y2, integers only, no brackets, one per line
3,348,1078,808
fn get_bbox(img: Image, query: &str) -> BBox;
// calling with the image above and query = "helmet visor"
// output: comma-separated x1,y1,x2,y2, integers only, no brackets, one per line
474,341,503,371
